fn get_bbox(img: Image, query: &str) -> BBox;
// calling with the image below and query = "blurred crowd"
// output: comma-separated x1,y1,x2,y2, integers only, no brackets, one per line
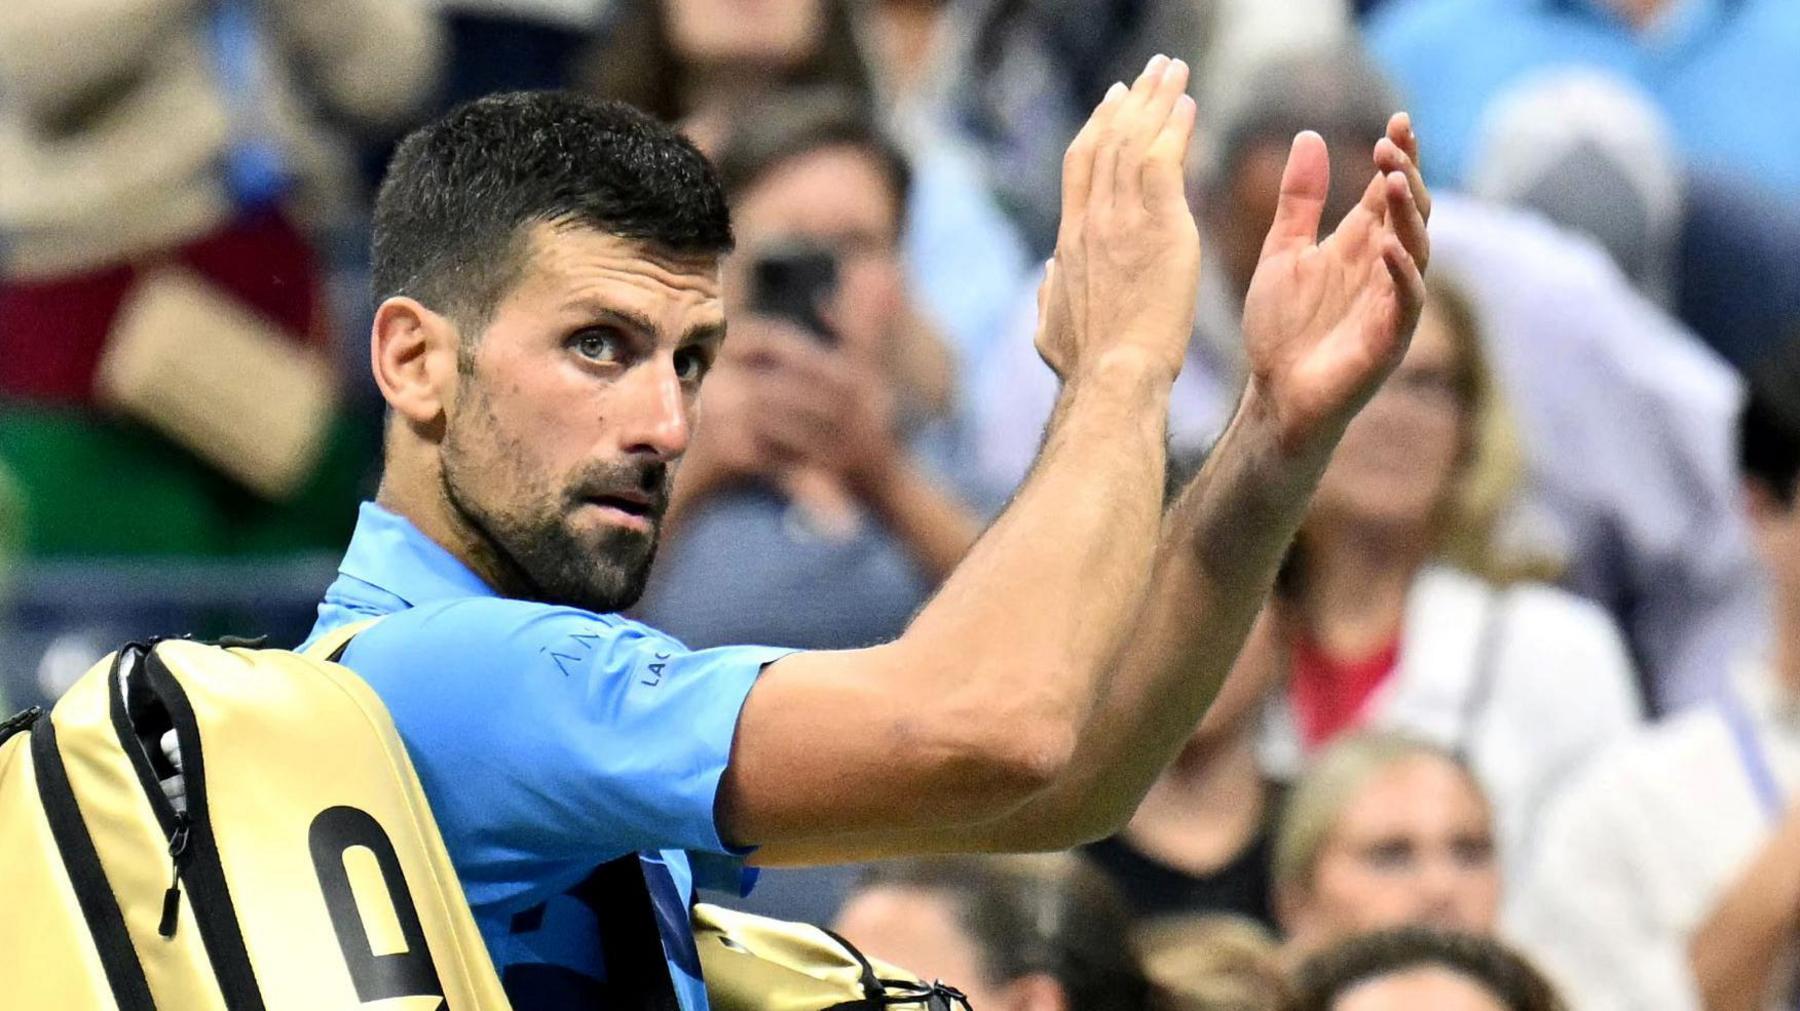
5,0,1800,1007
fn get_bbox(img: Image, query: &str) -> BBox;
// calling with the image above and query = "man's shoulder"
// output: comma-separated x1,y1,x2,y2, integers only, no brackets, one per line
342,597,690,674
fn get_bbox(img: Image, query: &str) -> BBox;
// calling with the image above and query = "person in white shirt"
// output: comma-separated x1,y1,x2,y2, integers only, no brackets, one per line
971,47,1755,714
1252,277,1642,891
1507,336,1800,1011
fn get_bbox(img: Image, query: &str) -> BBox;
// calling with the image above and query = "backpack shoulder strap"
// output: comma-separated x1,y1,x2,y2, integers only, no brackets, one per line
301,617,384,664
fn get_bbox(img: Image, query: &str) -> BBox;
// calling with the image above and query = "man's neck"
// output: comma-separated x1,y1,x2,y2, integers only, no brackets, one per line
375,465,518,599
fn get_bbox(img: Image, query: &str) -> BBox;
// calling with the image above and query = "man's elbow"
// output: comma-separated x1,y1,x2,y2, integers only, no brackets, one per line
934,698,1080,817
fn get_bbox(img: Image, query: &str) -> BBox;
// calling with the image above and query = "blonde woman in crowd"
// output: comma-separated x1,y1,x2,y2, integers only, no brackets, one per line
1272,733,1501,962
1257,276,1642,889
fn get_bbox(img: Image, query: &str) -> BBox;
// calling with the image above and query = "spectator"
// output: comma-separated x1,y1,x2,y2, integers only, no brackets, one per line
1136,913,1291,1011
1287,927,1565,1011
1507,334,1800,1010
973,44,1404,502
634,90,981,651
1467,68,1800,374
1272,734,1501,960
1257,277,1641,886
975,44,1755,713
911,0,1212,256
432,0,615,107
581,0,1031,369
1084,604,1286,931
0,0,442,557
1366,0,1800,201
833,856,1162,1011
632,93,982,924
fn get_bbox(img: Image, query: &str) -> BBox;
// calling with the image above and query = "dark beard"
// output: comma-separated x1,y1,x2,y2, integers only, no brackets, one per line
440,458,665,615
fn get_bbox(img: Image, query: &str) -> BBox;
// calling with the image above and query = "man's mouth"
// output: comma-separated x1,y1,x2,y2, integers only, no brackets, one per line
581,491,662,528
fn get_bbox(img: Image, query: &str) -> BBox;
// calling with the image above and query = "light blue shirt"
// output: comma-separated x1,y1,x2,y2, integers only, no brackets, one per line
1369,0,1800,198
303,502,791,1010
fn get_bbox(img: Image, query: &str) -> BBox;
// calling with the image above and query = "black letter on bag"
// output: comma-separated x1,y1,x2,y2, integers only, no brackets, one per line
309,806,449,1008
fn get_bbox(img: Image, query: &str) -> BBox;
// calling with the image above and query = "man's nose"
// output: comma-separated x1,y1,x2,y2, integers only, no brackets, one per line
618,359,692,461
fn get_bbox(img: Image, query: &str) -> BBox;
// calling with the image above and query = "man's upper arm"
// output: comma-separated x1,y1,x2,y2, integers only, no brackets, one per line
341,600,786,879
718,643,1067,855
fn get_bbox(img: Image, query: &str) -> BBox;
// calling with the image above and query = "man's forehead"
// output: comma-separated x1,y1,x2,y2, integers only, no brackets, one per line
516,221,724,304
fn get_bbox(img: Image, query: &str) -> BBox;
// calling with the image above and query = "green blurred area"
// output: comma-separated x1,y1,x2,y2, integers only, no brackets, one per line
0,406,376,559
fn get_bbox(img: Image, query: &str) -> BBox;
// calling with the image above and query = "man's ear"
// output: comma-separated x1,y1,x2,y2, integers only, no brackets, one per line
371,296,462,431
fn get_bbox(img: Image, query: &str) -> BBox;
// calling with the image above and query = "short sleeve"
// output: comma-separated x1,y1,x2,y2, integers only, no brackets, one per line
338,598,793,894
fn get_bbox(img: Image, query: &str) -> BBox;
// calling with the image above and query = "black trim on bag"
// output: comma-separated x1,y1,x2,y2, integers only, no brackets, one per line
0,705,42,748
112,649,177,839
140,646,269,1011
31,717,158,1010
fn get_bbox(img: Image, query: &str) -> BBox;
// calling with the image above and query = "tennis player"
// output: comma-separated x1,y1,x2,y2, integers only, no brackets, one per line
303,55,1430,1008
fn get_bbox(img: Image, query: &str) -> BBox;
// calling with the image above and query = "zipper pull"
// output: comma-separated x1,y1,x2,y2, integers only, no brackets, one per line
159,812,192,938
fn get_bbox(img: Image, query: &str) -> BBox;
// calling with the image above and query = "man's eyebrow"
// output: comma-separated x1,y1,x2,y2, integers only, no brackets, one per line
565,299,725,346
680,320,727,347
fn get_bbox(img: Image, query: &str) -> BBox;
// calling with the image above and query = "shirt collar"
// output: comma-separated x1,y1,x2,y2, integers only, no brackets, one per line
336,501,497,608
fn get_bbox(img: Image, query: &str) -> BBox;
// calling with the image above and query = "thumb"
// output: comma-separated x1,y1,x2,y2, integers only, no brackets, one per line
1261,131,1330,259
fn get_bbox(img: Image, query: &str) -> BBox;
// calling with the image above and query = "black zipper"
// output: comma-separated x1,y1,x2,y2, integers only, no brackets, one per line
30,683,157,1010
158,811,192,938
0,704,42,748
110,644,268,1010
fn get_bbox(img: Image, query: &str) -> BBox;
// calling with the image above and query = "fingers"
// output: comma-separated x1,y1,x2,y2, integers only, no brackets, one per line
1380,230,1427,335
1261,131,1330,259
1383,113,1430,222
1143,90,1198,213
1090,56,1169,216
1119,57,1192,210
1058,82,1129,252
1382,169,1430,275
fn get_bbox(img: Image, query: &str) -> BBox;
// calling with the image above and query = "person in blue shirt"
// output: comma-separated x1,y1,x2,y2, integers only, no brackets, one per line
1367,0,1800,201
303,69,1433,1009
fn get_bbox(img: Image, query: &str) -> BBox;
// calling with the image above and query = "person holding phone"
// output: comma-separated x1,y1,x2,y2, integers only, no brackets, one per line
635,90,984,661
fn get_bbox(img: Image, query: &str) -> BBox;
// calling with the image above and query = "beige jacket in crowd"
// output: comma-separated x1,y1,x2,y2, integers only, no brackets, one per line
0,0,444,280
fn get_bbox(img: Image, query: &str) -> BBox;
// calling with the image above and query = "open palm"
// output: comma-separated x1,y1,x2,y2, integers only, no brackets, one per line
1242,117,1432,456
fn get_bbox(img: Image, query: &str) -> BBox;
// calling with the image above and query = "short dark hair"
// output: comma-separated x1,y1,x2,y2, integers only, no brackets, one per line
1287,927,1564,1011
371,91,734,330
1742,334,1800,506
711,88,912,213
853,857,1154,1011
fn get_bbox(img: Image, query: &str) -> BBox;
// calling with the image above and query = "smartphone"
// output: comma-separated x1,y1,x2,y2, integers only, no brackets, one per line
748,241,840,346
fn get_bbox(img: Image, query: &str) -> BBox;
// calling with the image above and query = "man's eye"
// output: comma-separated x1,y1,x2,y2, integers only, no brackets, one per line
674,348,713,383
572,329,624,363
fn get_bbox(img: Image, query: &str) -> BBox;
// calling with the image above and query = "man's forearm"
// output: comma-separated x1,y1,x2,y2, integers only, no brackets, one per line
889,351,1172,755
1690,813,1800,1011
982,383,1334,846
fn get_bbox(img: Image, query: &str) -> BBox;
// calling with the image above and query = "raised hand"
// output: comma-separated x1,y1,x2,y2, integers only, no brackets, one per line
1240,114,1431,458
1037,55,1201,383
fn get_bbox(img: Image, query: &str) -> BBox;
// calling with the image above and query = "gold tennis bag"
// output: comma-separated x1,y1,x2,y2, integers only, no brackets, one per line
0,625,966,1010
0,625,510,1010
